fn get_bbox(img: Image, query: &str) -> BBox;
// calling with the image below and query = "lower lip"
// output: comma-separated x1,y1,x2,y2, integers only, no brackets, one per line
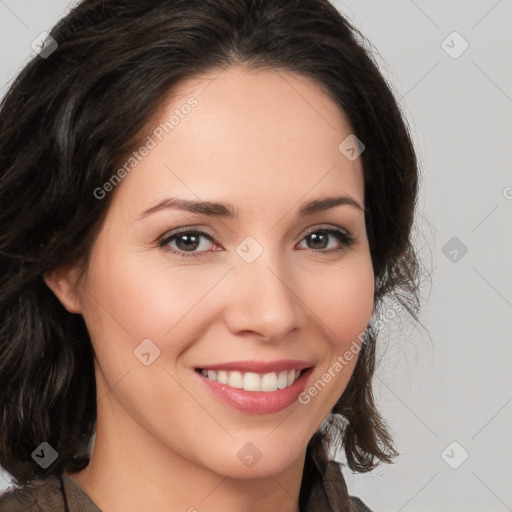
194,367,314,414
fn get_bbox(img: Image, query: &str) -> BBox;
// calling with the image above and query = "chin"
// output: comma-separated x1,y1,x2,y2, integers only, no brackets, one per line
198,436,307,480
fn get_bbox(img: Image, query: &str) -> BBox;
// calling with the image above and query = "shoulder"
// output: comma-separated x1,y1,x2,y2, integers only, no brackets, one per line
350,495,374,512
322,460,374,512
0,475,65,512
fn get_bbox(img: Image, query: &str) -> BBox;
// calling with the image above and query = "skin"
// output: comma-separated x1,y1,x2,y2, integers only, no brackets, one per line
44,64,374,512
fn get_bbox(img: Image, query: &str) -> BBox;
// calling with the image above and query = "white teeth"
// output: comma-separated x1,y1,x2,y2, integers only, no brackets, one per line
243,372,261,391
277,370,288,389
261,372,278,392
217,370,229,384
200,368,303,392
227,370,243,389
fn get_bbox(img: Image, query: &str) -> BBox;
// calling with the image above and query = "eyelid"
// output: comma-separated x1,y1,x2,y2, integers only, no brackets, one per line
301,224,353,240
159,225,216,240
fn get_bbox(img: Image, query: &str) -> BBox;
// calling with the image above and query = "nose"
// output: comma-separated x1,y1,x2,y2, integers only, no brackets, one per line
222,251,303,342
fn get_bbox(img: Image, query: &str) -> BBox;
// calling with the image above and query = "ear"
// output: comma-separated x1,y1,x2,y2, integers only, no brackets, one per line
43,263,83,314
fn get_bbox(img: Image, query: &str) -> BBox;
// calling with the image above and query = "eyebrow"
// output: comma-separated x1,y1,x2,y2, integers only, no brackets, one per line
137,195,364,220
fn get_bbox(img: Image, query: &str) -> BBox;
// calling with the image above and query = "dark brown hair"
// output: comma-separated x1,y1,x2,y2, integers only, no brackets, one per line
0,0,422,507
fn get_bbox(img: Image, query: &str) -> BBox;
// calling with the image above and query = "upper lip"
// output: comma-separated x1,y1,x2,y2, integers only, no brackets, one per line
195,359,314,374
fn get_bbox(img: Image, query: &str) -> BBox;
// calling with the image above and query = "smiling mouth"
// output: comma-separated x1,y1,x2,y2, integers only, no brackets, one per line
194,367,308,392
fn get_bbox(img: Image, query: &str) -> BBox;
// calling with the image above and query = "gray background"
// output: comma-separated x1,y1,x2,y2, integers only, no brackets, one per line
1,1,511,511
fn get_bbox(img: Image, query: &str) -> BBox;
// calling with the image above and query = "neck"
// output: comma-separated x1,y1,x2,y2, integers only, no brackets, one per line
68,392,304,512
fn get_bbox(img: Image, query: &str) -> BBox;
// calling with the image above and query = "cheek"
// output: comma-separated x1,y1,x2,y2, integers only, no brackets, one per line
297,253,374,412
309,253,375,347
80,241,374,379
79,249,229,362
82,245,374,341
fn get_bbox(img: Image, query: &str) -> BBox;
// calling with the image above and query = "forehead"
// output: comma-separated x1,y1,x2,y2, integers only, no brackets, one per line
114,65,364,216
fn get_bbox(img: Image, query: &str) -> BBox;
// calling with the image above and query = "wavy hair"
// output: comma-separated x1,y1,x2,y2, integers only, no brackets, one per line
0,0,422,507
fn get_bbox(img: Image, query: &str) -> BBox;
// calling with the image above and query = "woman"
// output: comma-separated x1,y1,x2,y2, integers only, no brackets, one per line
0,0,421,510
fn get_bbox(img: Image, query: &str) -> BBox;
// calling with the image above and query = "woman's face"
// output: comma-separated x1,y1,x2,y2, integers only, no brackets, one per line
50,65,374,478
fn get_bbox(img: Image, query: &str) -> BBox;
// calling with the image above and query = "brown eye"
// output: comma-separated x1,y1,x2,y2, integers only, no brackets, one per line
298,228,354,252
159,229,217,258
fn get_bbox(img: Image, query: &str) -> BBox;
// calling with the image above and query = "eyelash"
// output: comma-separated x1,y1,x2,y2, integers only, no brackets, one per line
157,226,355,259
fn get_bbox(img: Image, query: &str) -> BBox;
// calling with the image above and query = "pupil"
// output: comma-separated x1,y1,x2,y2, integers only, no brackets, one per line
309,232,327,249
177,234,199,251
